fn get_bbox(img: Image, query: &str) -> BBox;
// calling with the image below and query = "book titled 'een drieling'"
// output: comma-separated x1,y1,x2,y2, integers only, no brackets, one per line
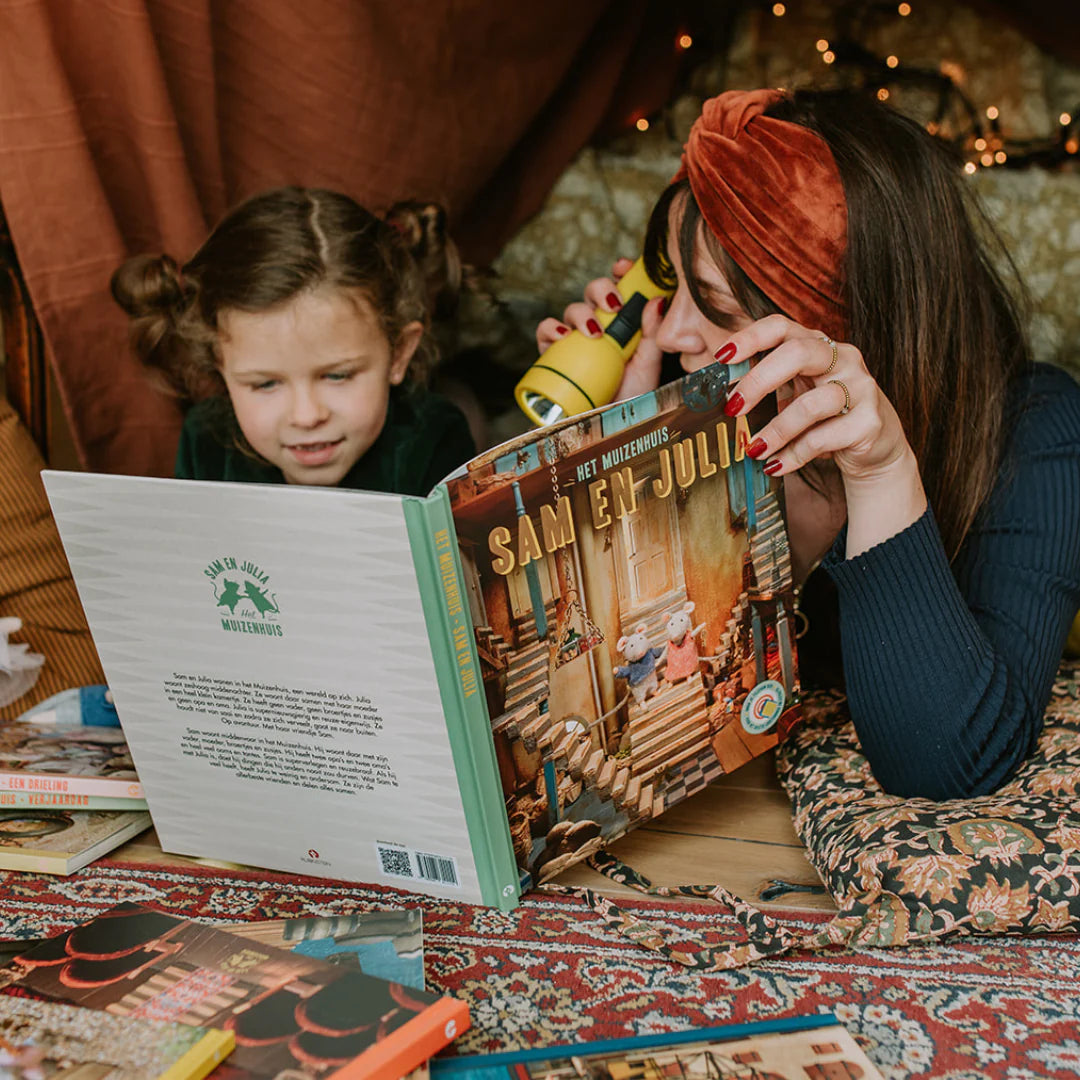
44,366,801,908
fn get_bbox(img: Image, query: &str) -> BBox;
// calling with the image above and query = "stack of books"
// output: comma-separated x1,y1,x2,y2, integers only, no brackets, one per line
0,717,151,873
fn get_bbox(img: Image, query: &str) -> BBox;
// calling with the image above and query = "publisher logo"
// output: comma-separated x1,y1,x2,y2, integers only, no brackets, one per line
203,556,284,637
741,680,785,734
307,849,319,859
301,849,330,867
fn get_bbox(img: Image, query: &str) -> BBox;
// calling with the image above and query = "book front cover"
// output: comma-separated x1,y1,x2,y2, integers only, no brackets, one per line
444,367,802,884
9,902,467,1080
0,720,144,800
0,995,232,1080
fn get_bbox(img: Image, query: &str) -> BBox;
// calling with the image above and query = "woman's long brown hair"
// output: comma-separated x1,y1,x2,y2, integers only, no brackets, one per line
646,89,1032,560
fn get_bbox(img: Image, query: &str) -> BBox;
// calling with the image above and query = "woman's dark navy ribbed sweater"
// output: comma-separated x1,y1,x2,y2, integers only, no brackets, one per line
799,362,1080,799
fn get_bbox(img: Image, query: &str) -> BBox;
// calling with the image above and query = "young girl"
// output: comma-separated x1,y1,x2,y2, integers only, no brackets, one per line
111,186,476,495
538,88,1080,801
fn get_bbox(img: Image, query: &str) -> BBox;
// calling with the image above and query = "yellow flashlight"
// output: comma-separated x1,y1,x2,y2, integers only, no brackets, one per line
515,257,673,426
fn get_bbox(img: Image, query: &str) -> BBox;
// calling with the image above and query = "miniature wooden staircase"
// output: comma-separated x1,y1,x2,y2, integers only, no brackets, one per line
502,604,556,714
749,490,793,593
623,672,713,787
473,625,511,676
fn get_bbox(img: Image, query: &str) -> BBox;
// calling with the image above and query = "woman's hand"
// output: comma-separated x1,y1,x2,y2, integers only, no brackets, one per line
720,314,927,557
535,258,668,401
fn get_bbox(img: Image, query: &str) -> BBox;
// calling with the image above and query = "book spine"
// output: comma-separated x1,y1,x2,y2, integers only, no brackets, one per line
0,792,148,810
0,772,144,799
330,996,470,1080
0,851,76,874
403,488,521,911
157,1028,236,1080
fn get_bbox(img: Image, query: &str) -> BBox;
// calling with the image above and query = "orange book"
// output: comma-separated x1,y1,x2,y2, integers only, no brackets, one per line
328,996,468,1080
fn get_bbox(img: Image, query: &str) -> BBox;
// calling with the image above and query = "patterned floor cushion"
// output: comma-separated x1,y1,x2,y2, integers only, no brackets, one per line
775,658,1080,948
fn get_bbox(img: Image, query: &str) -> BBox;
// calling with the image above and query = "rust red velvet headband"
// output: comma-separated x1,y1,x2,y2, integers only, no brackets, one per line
676,88,848,342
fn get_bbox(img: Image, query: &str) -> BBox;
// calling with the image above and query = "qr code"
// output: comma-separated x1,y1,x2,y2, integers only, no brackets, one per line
377,845,413,878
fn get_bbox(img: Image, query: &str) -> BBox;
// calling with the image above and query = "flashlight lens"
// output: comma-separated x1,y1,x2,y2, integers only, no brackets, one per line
522,392,565,426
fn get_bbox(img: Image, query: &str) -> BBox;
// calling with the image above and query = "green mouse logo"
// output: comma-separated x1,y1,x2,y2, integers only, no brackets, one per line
203,556,284,637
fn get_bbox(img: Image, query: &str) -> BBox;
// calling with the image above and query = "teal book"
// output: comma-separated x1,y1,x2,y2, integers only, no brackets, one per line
42,366,800,909
431,1014,884,1079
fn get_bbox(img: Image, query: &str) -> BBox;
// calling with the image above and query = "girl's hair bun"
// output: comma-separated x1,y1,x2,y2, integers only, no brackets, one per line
109,253,187,319
382,201,462,321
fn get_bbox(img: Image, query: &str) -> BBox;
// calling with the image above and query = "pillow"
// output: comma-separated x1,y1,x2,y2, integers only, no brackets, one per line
0,398,104,720
774,658,1080,947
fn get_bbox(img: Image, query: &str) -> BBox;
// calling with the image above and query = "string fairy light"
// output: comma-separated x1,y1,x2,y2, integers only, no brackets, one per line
751,0,1080,174
624,0,1080,168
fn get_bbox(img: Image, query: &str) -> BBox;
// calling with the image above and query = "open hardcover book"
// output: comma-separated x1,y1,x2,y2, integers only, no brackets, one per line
44,365,801,909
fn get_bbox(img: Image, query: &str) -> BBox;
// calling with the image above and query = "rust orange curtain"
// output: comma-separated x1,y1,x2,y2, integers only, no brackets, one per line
0,0,686,475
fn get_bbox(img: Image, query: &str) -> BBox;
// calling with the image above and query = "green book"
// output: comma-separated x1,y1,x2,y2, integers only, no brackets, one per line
43,367,801,909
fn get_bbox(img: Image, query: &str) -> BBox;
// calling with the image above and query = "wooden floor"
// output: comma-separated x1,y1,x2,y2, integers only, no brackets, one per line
114,752,835,916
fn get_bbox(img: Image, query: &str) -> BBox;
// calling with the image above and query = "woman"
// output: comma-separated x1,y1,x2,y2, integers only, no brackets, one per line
537,88,1080,799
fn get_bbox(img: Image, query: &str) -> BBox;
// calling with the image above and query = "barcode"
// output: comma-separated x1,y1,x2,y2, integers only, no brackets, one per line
376,844,460,888
416,852,458,885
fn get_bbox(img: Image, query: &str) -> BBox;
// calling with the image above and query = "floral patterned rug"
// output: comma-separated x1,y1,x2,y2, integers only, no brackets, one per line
0,860,1077,1078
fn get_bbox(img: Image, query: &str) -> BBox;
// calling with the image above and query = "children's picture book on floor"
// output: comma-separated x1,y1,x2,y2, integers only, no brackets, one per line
0,994,233,1080
226,907,424,990
5,901,468,1080
44,364,801,908
0,719,145,802
0,807,151,874
431,1013,885,1079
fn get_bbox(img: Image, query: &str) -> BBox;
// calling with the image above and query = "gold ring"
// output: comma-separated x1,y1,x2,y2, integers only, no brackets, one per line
829,378,851,416
822,335,838,375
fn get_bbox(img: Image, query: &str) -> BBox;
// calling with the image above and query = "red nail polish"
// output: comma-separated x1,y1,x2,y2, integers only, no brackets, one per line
714,342,737,363
586,319,603,337
657,297,667,316
606,292,622,310
746,437,767,459
724,391,744,417
763,460,783,476
555,324,569,336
